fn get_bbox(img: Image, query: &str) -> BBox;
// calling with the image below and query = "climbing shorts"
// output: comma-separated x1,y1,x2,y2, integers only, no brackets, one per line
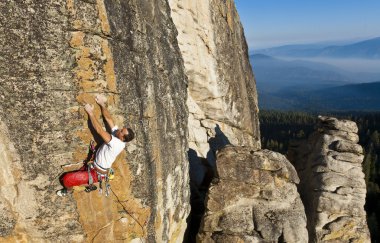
60,165,99,188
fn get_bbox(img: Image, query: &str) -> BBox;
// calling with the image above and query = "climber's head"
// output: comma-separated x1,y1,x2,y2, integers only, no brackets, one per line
115,127,135,142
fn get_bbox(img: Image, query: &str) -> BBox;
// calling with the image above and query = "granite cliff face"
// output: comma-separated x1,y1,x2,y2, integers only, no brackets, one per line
1,0,189,242
169,0,260,154
288,116,370,242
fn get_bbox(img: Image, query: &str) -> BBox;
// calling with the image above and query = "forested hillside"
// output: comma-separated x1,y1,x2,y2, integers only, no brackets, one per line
260,110,380,241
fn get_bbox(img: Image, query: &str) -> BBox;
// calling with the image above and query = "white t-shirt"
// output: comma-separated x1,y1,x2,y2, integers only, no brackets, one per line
95,126,126,169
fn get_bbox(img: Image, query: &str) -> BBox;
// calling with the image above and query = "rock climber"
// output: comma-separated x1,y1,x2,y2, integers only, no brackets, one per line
56,94,135,197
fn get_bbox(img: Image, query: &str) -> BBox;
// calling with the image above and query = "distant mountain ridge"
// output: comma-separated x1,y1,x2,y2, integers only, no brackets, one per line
252,37,380,111
260,81,380,111
256,37,380,59
250,54,376,94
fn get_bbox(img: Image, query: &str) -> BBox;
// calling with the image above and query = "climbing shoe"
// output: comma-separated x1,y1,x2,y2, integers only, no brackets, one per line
85,185,97,193
56,188,68,197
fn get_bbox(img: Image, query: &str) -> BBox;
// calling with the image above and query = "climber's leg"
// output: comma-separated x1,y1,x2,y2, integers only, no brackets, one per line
57,166,98,197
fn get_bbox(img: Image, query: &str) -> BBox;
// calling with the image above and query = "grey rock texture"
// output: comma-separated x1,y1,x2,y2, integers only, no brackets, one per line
1,0,189,242
197,146,308,243
288,116,370,243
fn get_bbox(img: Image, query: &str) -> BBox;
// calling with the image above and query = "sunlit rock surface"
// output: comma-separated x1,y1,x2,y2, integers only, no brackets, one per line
197,146,308,242
169,0,260,166
0,0,189,242
288,116,370,242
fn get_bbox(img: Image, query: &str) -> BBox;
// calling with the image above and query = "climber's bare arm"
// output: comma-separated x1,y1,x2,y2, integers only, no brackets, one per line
95,94,115,129
84,104,112,143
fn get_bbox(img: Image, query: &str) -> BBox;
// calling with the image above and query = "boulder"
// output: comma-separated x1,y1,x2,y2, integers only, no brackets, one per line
198,146,308,243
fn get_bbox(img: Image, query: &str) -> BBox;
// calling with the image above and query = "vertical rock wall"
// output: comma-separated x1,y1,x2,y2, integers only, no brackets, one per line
288,116,370,242
0,0,189,242
168,0,260,172
0,1,84,241
103,1,190,242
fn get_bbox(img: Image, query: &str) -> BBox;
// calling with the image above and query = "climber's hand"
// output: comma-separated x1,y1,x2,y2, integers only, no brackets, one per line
84,104,94,115
95,94,107,107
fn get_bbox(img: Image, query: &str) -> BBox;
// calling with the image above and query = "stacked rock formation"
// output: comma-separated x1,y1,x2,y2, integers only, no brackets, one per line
197,146,308,242
288,116,370,242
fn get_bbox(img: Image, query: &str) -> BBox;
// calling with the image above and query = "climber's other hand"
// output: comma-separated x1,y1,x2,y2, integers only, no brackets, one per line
95,94,107,106
84,104,94,115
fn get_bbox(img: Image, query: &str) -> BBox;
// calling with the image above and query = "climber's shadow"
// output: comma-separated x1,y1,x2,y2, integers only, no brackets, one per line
206,124,231,171
184,124,231,243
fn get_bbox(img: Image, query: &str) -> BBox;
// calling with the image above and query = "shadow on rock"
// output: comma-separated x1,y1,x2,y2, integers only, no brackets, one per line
184,124,231,243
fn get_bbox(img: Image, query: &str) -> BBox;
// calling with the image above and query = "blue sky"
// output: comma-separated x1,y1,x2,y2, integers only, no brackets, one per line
235,0,380,50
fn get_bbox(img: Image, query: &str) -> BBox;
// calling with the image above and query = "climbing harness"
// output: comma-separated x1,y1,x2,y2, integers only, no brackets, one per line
85,140,114,196
96,165,114,197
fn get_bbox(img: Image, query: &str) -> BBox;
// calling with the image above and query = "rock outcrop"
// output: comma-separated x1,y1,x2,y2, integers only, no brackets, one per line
169,0,260,168
1,0,189,242
288,116,370,242
197,146,308,242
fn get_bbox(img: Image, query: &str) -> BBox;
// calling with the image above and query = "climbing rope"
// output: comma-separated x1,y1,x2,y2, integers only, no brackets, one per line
110,187,146,242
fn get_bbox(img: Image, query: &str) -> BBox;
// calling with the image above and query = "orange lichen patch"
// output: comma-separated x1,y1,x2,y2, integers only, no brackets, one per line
70,31,85,48
78,47,91,58
96,0,111,35
75,52,96,83
74,154,150,242
101,40,116,91
102,95,117,107
66,0,75,15
108,95,119,106
0,233,29,243
76,92,98,105
80,80,100,91
77,55,94,69
75,69,95,83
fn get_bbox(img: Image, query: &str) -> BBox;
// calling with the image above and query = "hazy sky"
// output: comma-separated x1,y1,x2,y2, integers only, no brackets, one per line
235,0,380,50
